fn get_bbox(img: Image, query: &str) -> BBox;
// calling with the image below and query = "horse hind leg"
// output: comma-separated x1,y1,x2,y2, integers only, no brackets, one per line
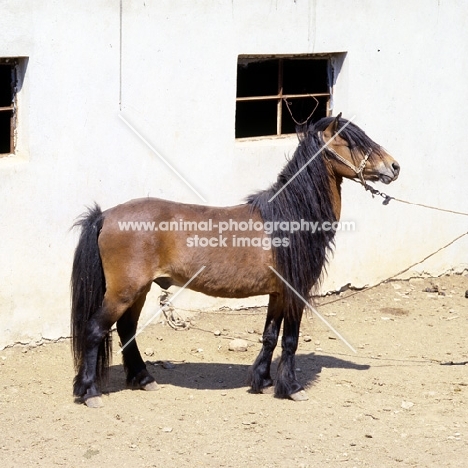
73,302,120,408
248,293,283,394
117,284,158,391
74,283,155,408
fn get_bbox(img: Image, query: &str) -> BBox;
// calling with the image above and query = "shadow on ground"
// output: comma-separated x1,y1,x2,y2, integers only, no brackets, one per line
105,353,370,395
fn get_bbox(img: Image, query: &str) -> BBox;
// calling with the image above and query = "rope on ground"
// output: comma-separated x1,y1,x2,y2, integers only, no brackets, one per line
159,290,191,329
318,229,468,308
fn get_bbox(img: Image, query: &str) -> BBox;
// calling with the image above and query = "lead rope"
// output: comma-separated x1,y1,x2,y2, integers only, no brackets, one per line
321,133,468,216
356,179,468,216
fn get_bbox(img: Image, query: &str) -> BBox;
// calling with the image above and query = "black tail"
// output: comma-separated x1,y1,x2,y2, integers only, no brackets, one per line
71,204,111,386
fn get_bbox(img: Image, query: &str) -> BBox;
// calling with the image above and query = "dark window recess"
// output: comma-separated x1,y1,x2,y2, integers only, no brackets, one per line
236,100,278,138
236,56,331,139
0,60,17,155
237,60,278,98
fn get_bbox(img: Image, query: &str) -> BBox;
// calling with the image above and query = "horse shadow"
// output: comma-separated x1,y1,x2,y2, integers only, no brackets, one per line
106,353,370,394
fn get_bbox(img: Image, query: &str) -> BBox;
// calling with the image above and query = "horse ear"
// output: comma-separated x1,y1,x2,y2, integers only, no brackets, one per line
333,112,342,134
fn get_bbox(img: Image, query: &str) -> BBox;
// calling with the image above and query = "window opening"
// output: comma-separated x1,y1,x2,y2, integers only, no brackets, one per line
0,59,18,155
236,55,334,139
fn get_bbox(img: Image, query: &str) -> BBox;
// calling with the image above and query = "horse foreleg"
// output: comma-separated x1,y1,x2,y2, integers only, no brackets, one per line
275,308,308,401
117,285,158,391
248,294,283,393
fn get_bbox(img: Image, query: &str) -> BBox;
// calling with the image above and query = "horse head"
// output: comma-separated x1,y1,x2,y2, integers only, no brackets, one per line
321,113,400,185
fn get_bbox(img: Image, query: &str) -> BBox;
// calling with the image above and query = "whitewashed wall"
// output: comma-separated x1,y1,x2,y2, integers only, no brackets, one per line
0,0,467,348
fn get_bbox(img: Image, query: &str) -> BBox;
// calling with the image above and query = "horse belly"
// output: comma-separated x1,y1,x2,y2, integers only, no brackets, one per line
166,235,277,298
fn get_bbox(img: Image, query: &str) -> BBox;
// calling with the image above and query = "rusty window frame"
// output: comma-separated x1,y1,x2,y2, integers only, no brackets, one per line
0,58,18,156
235,55,333,140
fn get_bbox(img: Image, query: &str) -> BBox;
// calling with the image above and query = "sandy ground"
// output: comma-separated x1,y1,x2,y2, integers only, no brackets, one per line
0,274,467,467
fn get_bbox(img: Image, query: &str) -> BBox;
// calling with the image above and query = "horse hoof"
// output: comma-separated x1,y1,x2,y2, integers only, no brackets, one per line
289,390,308,401
142,381,159,391
260,386,275,395
85,396,104,408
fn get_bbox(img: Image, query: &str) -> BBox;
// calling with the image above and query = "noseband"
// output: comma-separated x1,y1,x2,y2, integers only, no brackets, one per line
324,146,372,185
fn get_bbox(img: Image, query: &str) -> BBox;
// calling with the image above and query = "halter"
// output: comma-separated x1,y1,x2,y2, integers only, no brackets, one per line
324,146,372,185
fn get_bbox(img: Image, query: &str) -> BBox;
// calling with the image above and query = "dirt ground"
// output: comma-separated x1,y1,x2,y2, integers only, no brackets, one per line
0,275,467,467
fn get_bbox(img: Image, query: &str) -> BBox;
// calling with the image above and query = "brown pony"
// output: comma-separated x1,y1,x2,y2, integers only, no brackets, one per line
71,114,400,407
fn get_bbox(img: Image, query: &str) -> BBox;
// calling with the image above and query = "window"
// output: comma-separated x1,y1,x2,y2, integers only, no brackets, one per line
0,58,18,156
236,55,338,139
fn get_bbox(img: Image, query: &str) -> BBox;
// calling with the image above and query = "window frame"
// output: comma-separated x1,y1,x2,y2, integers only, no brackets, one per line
0,58,19,157
235,54,337,141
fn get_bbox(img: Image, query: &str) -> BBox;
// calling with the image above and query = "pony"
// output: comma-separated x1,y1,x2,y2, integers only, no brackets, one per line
71,114,400,407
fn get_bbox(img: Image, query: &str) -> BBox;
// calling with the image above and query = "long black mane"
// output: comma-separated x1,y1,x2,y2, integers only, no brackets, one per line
247,119,335,317
247,116,382,317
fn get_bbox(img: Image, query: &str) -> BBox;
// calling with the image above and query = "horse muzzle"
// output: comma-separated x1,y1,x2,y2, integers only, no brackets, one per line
375,160,400,184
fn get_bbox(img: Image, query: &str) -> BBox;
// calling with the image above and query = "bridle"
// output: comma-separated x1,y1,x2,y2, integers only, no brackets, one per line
324,146,372,185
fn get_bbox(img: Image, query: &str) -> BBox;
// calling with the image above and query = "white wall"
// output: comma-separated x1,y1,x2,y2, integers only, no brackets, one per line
1,0,467,348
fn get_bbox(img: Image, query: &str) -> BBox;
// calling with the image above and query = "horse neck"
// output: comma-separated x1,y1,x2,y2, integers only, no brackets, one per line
326,165,343,220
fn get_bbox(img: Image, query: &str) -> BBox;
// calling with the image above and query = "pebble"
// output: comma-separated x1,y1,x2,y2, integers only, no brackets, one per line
213,330,221,336
161,361,175,369
242,420,257,425
401,401,414,410
144,348,154,356
228,339,248,352
162,427,173,433
303,336,312,342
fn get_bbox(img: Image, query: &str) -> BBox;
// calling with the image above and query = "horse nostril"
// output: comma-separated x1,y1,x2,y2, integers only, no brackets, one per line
392,162,400,174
